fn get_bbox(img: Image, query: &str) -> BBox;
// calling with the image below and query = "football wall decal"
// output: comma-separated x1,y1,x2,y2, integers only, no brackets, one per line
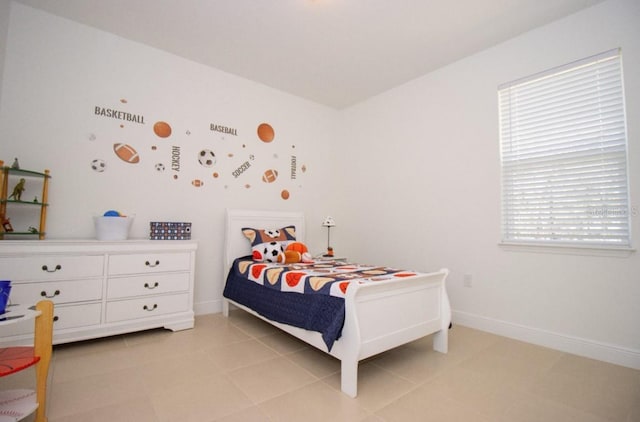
113,143,140,163
262,169,278,183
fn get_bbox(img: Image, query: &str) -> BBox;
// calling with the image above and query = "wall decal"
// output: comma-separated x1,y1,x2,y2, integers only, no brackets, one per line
290,155,297,179
153,121,172,138
232,160,252,179
257,123,275,142
210,123,238,136
91,159,106,172
113,143,140,164
89,99,309,198
262,169,278,183
94,106,145,124
171,145,181,171
197,149,216,167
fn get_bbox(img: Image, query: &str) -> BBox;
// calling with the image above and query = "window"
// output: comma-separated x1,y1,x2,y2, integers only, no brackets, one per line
499,49,631,248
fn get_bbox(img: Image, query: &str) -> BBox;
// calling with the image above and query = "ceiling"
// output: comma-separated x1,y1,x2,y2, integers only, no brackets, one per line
13,0,605,109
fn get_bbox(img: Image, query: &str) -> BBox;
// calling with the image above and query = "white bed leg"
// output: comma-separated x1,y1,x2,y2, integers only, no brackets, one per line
433,329,448,353
222,299,230,317
340,358,359,398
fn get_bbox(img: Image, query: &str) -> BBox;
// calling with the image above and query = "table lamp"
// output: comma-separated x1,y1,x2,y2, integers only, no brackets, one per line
322,216,336,257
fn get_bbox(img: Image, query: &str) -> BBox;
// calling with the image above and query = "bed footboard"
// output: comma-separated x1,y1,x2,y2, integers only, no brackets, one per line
337,268,450,397
223,268,450,398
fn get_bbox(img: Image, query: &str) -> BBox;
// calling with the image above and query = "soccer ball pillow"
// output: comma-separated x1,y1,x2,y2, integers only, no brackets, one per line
242,226,296,263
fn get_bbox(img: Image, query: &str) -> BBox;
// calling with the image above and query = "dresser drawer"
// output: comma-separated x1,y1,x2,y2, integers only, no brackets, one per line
107,273,190,299
106,293,189,323
53,303,102,330
11,278,103,305
0,255,104,281
108,253,191,275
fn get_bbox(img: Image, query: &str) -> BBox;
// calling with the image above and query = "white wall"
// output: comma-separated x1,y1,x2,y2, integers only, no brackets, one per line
0,3,340,314
0,0,11,104
338,0,640,368
1,0,638,369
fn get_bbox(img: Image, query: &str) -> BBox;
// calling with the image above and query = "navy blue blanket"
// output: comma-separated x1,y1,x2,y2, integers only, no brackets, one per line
223,257,345,350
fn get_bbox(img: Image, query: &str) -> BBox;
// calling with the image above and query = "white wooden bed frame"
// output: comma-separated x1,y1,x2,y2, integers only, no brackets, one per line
222,209,451,397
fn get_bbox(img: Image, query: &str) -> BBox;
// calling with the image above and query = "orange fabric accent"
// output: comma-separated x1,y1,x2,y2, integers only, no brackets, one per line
285,272,305,287
339,282,350,294
251,264,267,279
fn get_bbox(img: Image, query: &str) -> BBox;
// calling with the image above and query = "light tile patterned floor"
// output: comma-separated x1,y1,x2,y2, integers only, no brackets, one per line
4,312,639,421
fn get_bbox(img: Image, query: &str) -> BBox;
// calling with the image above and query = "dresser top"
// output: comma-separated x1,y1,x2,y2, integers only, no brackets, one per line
0,239,198,254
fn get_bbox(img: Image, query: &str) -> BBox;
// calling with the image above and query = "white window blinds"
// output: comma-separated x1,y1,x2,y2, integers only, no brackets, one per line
499,49,631,248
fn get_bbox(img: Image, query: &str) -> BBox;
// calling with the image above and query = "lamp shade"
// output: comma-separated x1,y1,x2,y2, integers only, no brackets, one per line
322,216,336,227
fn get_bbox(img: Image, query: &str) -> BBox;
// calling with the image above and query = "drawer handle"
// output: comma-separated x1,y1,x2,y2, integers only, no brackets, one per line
145,260,160,268
40,289,61,298
143,304,158,311
53,316,59,322
42,264,62,273
144,282,159,289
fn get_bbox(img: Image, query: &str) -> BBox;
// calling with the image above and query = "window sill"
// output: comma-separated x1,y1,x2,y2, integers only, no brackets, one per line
498,241,635,257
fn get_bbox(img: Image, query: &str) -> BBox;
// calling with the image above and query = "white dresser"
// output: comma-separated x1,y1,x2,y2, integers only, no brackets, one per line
0,239,197,346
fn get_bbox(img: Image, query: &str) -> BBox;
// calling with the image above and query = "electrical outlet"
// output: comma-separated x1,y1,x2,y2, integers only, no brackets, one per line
463,273,473,287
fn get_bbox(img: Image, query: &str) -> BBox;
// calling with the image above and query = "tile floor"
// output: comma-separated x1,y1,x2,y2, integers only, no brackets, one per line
4,312,639,421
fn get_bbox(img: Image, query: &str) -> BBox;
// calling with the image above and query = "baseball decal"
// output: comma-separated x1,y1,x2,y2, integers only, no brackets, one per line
113,143,140,163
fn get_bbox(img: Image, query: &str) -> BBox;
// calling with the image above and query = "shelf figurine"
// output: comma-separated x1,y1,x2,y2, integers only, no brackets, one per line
11,157,20,169
9,178,26,201
2,217,13,232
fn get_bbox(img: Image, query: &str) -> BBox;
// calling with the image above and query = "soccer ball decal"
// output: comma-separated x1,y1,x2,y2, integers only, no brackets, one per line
155,163,165,172
265,229,280,239
198,149,216,167
91,159,106,172
263,241,284,263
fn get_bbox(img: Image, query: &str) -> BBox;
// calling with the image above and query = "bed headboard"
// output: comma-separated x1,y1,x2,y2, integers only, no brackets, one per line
224,209,306,274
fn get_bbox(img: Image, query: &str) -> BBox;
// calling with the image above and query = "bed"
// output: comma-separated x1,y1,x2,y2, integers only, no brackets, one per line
222,209,451,397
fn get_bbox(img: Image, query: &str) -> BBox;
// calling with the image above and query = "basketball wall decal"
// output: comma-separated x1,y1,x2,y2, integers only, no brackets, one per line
257,123,275,142
153,121,172,138
113,143,140,163
281,189,290,200
262,169,278,183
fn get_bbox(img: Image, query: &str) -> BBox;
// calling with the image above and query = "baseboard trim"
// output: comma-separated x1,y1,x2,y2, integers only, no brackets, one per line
194,299,222,316
452,310,640,370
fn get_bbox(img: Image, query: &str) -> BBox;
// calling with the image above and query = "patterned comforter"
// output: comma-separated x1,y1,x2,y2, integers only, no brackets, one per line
223,257,421,350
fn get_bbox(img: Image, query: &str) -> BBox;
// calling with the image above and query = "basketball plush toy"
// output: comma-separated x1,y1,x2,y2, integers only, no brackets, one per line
284,242,313,264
